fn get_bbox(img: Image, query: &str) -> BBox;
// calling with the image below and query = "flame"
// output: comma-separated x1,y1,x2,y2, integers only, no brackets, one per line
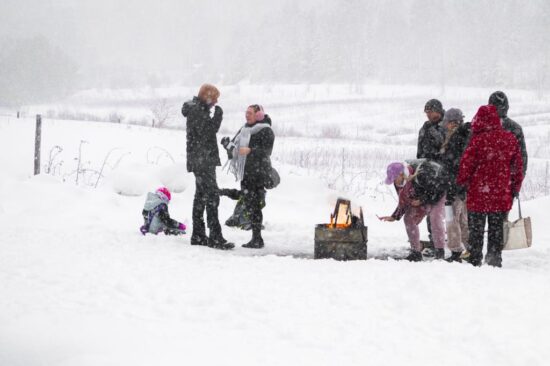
328,213,352,229
324,223,352,229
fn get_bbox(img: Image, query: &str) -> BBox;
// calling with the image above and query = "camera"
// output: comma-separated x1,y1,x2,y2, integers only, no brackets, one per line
221,136,234,159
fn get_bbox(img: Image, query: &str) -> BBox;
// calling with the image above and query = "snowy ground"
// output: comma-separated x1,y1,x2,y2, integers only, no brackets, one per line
1,87,550,365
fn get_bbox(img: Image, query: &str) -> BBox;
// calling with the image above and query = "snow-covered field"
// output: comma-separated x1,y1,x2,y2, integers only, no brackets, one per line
2,85,550,366
25,83,550,199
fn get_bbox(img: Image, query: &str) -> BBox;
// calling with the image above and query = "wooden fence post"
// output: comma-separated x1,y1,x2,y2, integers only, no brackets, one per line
34,114,42,175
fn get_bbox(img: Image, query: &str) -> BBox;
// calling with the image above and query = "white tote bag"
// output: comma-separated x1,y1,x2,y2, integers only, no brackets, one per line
503,198,533,250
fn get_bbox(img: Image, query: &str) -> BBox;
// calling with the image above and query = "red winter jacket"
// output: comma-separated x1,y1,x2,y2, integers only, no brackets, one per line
457,105,524,213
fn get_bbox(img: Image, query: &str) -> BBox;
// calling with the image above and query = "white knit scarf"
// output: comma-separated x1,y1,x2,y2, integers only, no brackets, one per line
224,123,271,182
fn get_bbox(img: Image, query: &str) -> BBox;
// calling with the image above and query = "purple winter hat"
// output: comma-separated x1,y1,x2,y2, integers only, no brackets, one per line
385,162,405,185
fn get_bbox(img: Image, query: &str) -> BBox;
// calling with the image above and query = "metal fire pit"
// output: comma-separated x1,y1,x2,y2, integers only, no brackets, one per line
314,225,368,260
314,198,368,261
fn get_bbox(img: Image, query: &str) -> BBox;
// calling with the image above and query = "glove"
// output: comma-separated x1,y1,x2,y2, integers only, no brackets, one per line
512,191,519,199
221,136,230,149
178,223,187,232
140,225,148,235
214,105,223,118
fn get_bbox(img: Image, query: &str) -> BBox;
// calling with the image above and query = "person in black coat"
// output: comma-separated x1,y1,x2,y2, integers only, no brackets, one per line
417,99,446,161
181,84,233,250
488,91,528,177
225,105,275,248
416,99,446,252
439,108,471,262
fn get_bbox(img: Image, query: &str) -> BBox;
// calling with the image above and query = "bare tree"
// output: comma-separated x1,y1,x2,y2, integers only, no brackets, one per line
150,98,174,128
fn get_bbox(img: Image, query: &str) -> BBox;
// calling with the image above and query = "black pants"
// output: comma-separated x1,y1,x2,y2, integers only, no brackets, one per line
241,182,266,236
468,212,506,267
192,167,222,238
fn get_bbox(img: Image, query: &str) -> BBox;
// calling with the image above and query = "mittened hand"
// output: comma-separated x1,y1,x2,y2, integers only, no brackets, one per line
512,191,519,199
221,136,230,148
140,225,148,235
214,105,223,118
178,223,187,231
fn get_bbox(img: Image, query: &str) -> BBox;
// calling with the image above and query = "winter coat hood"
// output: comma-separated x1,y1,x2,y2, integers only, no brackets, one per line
472,105,501,134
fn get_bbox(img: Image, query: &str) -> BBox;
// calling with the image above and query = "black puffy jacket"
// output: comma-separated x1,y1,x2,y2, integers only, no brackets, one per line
242,116,275,189
502,116,528,176
440,123,471,204
410,160,449,205
182,96,223,172
417,120,445,161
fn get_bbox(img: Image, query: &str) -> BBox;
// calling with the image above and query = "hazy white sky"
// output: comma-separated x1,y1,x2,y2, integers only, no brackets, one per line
1,0,549,89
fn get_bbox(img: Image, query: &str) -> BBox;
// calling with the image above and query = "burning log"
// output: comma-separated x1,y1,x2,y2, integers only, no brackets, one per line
314,198,368,260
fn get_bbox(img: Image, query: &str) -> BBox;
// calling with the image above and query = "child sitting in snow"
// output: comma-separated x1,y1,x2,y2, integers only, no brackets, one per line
140,187,186,235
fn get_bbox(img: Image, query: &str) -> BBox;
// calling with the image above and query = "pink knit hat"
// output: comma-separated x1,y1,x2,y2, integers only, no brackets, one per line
156,187,171,201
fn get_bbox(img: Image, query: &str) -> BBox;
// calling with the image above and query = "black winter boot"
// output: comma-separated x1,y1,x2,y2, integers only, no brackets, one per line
402,250,423,262
485,252,503,268
242,237,264,249
445,251,463,263
207,234,235,250
242,225,264,249
464,253,482,267
190,231,208,246
434,248,445,260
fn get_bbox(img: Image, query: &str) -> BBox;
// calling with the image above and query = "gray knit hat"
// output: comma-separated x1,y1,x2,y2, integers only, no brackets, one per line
442,108,464,126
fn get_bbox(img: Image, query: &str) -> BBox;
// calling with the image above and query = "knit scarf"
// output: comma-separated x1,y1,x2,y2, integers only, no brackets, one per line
225,123,271,182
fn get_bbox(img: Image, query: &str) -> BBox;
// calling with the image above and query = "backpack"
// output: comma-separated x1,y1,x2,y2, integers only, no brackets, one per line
412,160,449,205
264,167,280,190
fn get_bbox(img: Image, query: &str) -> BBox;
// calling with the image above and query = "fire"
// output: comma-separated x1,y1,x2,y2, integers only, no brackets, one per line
314,197,368,261
328,198,353,229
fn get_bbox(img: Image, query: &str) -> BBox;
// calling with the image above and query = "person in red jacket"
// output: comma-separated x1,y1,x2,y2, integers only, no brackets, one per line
457,105,524,267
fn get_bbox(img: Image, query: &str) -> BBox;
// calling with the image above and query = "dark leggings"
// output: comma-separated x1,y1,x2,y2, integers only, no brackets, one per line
241,183,266,235
192,167,222,237
468,212,506,267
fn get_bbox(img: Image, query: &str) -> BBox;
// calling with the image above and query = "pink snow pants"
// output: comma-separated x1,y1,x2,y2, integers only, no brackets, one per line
403,195,446,251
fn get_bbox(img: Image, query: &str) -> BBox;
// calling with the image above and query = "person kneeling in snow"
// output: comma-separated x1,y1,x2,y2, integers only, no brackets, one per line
379,161,448,261
140,187,186,236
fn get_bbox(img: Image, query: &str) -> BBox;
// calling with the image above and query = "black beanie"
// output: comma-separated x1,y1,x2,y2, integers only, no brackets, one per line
488,91,509,118
424,99,445,115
